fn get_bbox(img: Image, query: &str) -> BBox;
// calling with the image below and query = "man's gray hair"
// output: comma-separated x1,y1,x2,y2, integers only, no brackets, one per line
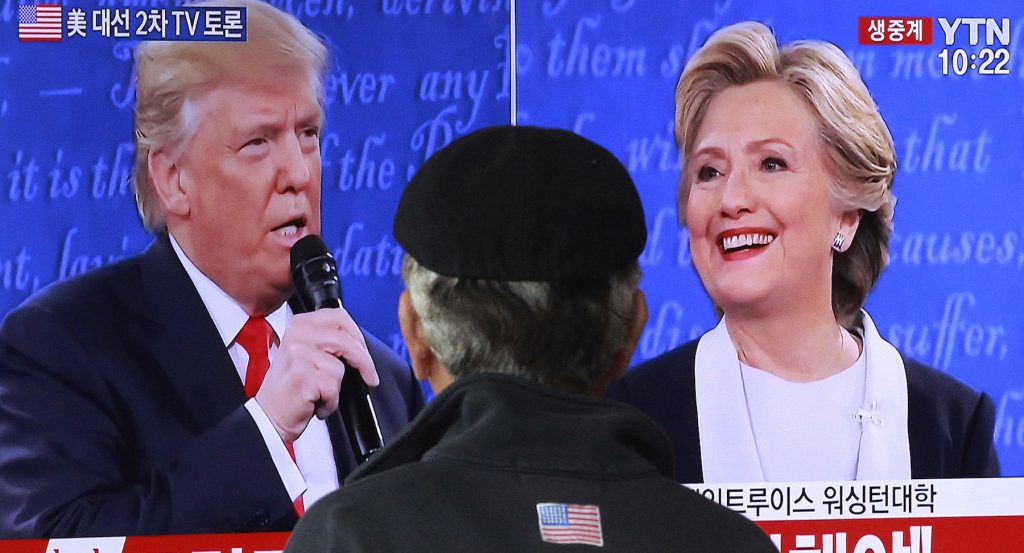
132,0,327,232
402,255,641,393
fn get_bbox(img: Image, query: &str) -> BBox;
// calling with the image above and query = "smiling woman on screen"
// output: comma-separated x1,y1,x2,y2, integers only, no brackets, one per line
607,21,1000,484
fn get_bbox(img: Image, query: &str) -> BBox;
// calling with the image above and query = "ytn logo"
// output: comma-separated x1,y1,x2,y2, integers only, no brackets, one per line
937,18,1011,46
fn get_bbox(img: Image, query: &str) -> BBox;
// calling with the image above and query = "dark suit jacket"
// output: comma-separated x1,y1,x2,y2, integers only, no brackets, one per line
0,235,423,538
607,340,1000,483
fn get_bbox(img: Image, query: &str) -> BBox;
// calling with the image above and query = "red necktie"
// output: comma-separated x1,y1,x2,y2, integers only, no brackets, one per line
235,317,305,516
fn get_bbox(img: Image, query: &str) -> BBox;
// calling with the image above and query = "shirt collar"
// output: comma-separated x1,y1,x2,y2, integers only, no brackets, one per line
168,233,290,346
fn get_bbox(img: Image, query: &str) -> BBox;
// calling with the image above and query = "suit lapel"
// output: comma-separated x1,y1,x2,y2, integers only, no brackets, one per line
325,410,359,480
139,234,247,427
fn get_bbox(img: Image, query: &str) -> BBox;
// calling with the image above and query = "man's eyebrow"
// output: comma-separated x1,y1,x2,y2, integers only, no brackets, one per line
231,113,322,138
229,112,281,136
236,122,277,136
296,108,323,128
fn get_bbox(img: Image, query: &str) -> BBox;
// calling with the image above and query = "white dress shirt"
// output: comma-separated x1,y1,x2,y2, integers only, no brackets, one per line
169,234,340,509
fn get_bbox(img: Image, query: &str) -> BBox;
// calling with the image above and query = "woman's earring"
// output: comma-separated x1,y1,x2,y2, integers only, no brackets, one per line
832,233,846,252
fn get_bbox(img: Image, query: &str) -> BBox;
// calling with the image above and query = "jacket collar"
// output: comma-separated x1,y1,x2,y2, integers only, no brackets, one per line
348,373,676,483
138,233,247,427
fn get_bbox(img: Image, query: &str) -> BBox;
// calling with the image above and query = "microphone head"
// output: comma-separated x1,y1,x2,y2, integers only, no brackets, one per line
290,235,342,312
291,234,331,272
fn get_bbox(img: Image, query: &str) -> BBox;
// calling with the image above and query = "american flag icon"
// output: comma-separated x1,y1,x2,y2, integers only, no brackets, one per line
537,503,604,547
19,3,63,42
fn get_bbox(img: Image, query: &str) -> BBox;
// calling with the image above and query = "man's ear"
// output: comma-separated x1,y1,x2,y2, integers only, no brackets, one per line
613,289,648,380
593,289,648,396
398,291,431,381
398,291,454,393
148,149,190,218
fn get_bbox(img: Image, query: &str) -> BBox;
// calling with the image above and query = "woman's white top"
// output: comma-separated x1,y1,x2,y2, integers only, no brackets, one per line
695,311,912,483
740,352,865,481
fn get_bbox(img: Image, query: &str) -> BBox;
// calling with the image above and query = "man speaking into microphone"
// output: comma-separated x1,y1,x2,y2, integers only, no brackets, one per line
0,0,421,538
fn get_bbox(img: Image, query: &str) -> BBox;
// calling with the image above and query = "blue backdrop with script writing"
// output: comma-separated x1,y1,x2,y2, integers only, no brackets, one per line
1,0,1022,475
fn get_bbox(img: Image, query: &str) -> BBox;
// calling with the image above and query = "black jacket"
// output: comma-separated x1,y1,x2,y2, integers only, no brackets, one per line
287,373,777,553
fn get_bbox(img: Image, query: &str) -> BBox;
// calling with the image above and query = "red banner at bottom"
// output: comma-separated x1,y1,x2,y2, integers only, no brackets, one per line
0,517,1023,552
757,516,1024,552
0,532,290,553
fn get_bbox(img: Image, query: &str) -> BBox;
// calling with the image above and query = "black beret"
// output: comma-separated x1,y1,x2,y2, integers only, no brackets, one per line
394,125,646,280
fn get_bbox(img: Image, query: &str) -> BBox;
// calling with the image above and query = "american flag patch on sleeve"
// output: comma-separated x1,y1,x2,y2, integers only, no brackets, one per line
536,503,604,547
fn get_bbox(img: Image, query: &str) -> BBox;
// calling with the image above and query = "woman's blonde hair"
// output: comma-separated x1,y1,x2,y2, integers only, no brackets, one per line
674,21,897,327
132,0,327,231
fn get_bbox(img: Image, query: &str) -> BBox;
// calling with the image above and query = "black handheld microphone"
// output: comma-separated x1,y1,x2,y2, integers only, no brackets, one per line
290,234,384,464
